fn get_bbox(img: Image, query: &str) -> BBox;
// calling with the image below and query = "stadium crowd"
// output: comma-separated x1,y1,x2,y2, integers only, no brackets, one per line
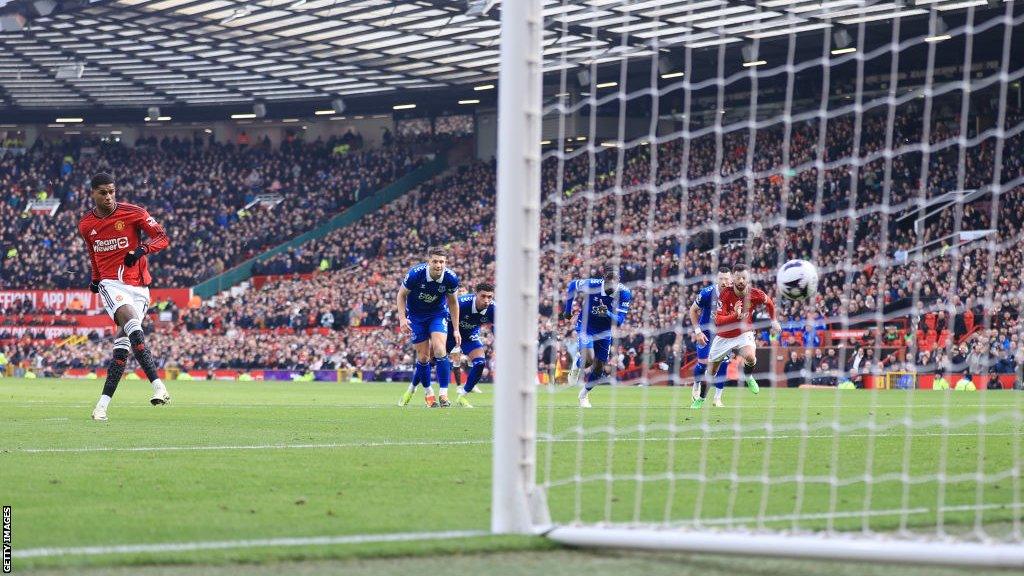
0,131,433,288
2,96,1022,383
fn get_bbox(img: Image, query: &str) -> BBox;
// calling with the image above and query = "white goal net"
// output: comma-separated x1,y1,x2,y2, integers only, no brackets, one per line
494,0,1024,568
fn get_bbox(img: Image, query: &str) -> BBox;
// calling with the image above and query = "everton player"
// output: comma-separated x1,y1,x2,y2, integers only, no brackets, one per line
79,173,171,421
559,264,632,408
688,266,733,407
448,287,468,391
444,282,495,408
397,247,460,408
694,264,781,409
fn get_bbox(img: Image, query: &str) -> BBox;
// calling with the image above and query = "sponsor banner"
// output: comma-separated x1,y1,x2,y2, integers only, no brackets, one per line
261,370,343,382
830,330,867,339
0,288,193,311
262,370,299,381
0,290,94,312
866,373,1015,390
314,370,339,382
0,314,112,328
0,326,114,338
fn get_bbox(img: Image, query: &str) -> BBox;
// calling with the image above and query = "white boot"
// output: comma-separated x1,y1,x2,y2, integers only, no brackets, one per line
150,380,170,405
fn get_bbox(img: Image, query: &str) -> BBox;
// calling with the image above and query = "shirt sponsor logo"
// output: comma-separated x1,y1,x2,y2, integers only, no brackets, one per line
417,292,439,304
94,237,129,252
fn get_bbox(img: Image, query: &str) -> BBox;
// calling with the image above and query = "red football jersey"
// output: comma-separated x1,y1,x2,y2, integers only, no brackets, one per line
78,202,170,287
714,286,776,338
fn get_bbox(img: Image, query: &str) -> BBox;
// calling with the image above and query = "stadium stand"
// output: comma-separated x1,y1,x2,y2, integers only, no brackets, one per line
1,102,1021,384
0,132,435,288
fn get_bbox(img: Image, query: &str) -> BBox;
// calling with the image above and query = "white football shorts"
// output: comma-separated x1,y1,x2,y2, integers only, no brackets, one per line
97,279,151,321
707,331,755,363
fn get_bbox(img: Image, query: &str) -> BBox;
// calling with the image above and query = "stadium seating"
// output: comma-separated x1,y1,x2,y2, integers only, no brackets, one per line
1,102,1022,380
0,133,437,288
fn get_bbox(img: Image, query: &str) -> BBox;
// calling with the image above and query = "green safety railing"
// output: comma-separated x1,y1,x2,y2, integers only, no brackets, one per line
193,154,448,298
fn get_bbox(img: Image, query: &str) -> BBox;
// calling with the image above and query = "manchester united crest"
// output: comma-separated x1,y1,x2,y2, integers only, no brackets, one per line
114,220,126,231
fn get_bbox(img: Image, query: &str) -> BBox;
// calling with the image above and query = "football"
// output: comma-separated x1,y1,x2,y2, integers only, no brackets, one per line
777,259,819,301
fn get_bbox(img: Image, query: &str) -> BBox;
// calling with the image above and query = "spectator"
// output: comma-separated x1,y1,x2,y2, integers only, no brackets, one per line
4,97,1023,373
784,350,807,388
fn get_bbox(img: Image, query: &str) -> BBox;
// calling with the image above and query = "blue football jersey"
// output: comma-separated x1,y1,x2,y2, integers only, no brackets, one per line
693,284,720,332
402,264,460,317
452,293,495,336
562,278,632,336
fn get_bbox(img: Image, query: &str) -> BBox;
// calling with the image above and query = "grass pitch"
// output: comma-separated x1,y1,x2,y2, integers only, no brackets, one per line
1,378,1021,574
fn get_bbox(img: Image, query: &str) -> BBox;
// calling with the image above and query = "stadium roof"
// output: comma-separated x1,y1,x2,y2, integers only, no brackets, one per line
0,0,1016,116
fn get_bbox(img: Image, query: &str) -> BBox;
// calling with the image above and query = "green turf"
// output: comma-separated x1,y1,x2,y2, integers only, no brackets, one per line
1,378,1020,572
538,383,1023,532
21,549,1024,576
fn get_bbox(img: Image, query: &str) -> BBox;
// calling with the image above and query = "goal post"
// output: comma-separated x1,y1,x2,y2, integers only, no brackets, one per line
492,0,544,535
494,0,1024,568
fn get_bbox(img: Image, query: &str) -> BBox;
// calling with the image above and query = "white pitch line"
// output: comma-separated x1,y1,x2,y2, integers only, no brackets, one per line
4,401,1023,409
13,529,488,559
13,431,1019,454
15,504,1024,559
18,439,492,454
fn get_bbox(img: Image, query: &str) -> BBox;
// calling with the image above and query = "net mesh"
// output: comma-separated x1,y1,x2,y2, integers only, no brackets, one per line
534,0,1023,546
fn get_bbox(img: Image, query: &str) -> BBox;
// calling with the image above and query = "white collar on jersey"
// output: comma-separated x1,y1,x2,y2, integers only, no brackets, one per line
427,267,446,283
471,296,479,314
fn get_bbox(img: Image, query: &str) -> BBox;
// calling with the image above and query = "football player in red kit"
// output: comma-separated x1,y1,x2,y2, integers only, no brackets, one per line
79,173,170,421
693,264,781,408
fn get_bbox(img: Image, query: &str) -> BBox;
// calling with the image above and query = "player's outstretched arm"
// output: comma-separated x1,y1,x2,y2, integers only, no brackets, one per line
559,280,578,320
612,289,632,327
447,292,461,345
688,302,707,346
137,210,169,254
688,301,701,328
396,286,411,332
